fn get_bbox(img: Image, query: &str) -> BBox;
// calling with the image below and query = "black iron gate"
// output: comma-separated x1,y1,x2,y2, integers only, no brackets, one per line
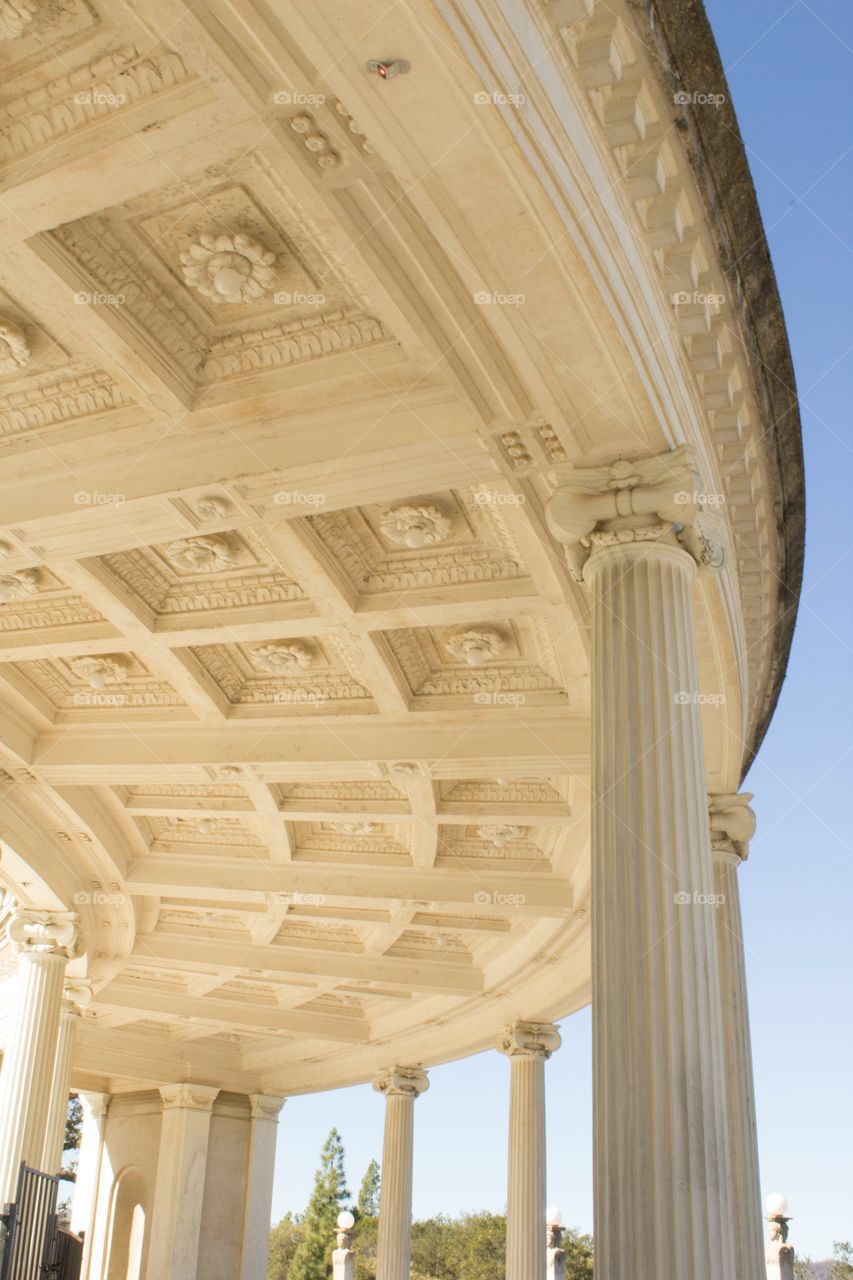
0,1165,81,1280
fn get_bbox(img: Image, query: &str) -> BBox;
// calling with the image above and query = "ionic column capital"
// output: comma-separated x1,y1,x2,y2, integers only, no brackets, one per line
249,1093,285,1122
546,445,725,582
709,793,756,863
497,1020,562,1059
62,978,93,1014
159,1083,219,1112
7,909,79,958
372,1065,429,1099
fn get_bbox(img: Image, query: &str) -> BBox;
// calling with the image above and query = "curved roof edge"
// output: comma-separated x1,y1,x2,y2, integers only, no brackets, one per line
630,0,806,773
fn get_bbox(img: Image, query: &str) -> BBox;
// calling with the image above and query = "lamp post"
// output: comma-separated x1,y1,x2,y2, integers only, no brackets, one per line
546,1207,565,1280
333,1210,355,1280
765,1194,794,1280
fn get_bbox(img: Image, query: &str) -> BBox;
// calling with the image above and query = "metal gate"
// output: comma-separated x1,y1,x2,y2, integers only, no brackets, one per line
0,1164,80,1280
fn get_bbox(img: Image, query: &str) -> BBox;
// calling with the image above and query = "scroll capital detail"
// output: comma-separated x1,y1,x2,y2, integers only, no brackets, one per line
497,1019,562,1059
7,909,79,959
545,446,725,582
249,1094,285,1122
159,1083,219,1112
709,793,756,862
372,1065,430,1099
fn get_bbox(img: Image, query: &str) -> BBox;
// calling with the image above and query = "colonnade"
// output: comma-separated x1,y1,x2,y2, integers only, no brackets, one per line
0,448,768,1279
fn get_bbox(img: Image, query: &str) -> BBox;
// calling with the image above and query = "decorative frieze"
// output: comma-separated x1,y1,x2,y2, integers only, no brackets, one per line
0,372,127,440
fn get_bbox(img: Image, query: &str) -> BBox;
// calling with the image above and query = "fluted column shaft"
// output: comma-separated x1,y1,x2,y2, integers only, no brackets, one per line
69,1091,109,1280
373,1067,428,1280
0,911,77,1204
42,983,91,1175
714,846,764,1278
586,541,735,1280
498,1021,561,1280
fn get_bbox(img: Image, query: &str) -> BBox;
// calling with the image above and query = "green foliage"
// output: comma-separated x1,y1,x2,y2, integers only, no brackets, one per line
285,1129,350,1280
357,1159,381,1219
832,1241,853,1280
268,1130,595,1280
64,1095,83,1152
267,1213,304,1280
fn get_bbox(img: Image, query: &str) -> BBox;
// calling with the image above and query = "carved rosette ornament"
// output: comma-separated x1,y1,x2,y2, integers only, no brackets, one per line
380,504,451,549
0,569,38,603
69,655,128,689
165,534,236,573
477,824,522,848
445,626,506,667
0,316,30,373
709,792,756,862
180,233,276,304
372,1065,430,1099
497,1020,562,1059
545,445,725,582
330,821,376,836
7,909,78,958
252,641,314,673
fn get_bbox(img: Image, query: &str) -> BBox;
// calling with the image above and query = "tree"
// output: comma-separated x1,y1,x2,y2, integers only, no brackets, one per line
833,1242,853,1280
61,1094,83,1183
267,1213,303,1280
286,1129,350,1280
357,1160,381,1219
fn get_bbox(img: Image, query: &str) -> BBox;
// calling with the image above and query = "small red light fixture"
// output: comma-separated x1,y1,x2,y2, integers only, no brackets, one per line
366,59,410,80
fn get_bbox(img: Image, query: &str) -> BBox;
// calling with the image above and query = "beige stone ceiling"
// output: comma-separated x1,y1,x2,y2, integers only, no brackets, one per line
0,0,784,1094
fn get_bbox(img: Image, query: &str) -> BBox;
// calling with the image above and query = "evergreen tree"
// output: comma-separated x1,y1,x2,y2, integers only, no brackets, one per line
356,1159,381,1219
267,1213,303,1280
286,1129,350,1280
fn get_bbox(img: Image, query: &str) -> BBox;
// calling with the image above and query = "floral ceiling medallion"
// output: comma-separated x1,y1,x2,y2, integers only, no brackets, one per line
445,626,506,667
252,642,314,674
180,233,276,304
0,569,38,604
380,504,451,549
165,535,236,574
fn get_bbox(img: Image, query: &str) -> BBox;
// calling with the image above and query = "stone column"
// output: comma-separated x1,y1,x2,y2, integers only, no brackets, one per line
0,908,78,1204
547,447,736,1280
146,1083,219,1280
497,1021,561,1280
41,980,93,1175
373,1066,429,1280
239,1094,285,1280
710,794,765,1280
69,1091,109,1280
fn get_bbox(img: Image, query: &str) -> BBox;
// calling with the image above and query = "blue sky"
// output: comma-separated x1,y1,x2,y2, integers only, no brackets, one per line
271,0,853,1258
